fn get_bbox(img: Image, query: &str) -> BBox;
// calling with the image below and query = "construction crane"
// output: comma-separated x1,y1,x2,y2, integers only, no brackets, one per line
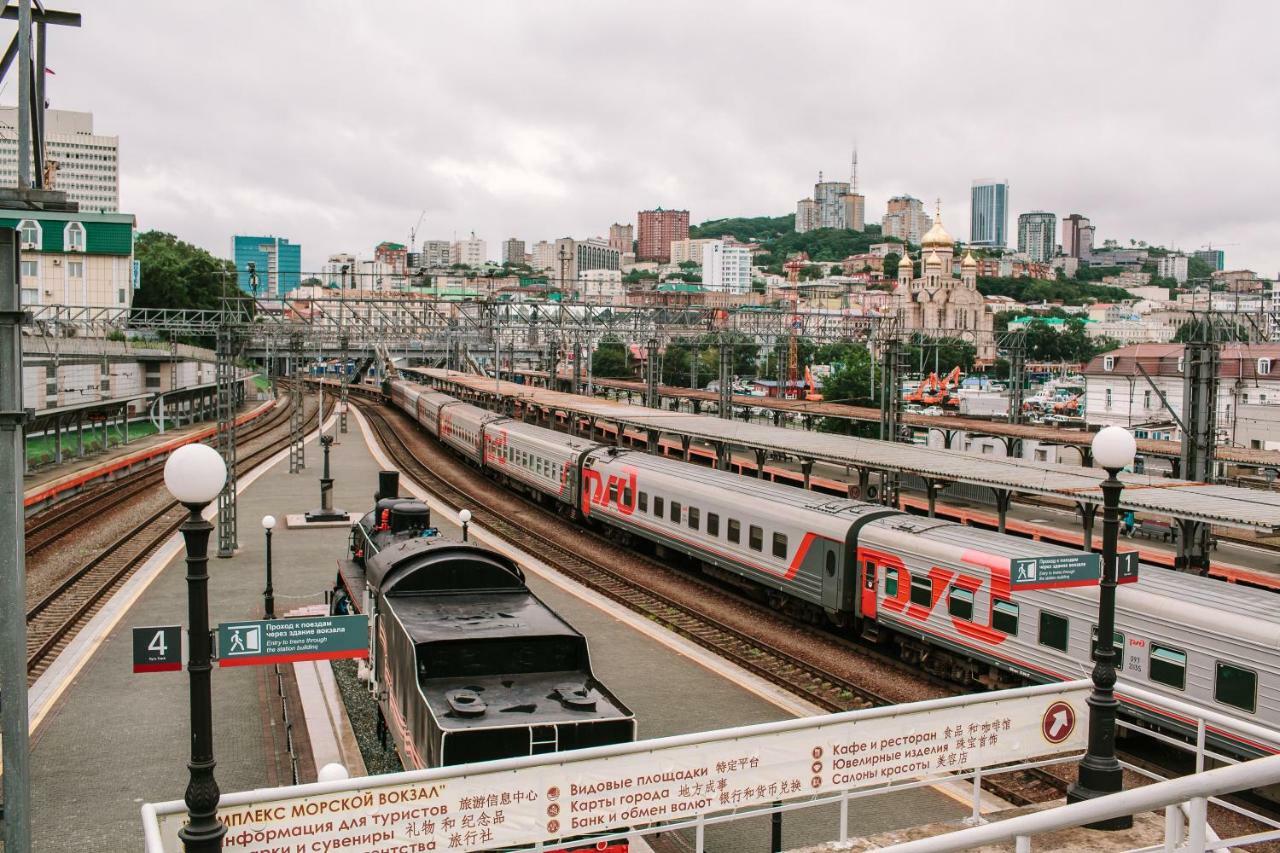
408,209,427,255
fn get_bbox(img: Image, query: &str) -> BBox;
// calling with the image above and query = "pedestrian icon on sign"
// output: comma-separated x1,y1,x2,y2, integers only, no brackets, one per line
1017,560,1037,583
223,625,261,656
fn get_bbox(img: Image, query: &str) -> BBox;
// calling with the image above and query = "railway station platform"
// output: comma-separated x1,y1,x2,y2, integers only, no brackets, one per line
22,396,276,515
26,403,975,851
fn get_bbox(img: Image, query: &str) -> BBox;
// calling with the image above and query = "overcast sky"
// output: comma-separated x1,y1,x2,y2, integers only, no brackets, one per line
23,1,1280,275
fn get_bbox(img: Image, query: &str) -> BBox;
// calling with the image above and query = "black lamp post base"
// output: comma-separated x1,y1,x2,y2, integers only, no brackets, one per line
304,508,350,522
1067,778,1134,831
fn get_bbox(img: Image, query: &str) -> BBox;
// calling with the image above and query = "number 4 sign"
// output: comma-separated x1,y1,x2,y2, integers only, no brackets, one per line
133,625,183,673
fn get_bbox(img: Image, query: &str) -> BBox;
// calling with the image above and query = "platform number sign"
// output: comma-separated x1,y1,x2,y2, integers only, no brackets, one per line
1116,551,1140,584
132,625,182,673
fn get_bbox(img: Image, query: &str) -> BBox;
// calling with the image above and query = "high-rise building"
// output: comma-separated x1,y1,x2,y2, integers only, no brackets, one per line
795,198,818,232
702,241,752,294
502,238,525,265
795,150,865,233
636,208,689,262
0,108,119,212
421,240,452,269
1016,211,1056,262
881,196,932,244
1062,214,1095,259
451,232,487,266
669,238,719,265
970,180,1009,248
324,253,357,288
843,193,865,232
608,223,633,255
1157,254,1189,284
1194,248,1226,272
531,240,556,272
374,241,407,275
233,235,301,297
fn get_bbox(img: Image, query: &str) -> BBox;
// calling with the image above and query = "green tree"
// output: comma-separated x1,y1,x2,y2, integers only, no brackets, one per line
591,337,632,378
883,252,900,279
816,347,880,436
134,230,239,313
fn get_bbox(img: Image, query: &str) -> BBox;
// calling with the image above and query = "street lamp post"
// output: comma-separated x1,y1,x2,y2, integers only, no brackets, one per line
458,508,471,542
1067,425,1137,830
164,444,229,852
262,515,276,620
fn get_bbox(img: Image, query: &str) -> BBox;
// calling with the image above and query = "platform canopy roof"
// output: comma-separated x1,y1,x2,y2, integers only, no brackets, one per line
416,368,1280,533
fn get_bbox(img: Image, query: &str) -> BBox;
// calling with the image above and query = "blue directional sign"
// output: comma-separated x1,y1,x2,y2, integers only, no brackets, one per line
217,615,367,668
1009,554,1101,590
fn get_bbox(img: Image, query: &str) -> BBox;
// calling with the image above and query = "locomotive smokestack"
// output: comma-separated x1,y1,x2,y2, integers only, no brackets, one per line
376,470,400,503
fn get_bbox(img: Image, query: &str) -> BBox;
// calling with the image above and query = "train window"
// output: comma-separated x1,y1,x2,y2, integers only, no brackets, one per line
909,575,932,607
749,525,763,551
884,567,899,597
728,519,741,543
1149,645,1187,690
772,532,787,558
638,491,648,512
1215,662,1257,713
826,551,836,577
948,587,974,621
654,496,664,517
707,513,720,536
671,501,681,523
608,482,618,502
992,600,1019,635
688,507,700,530
622,485,632,506
1089,626,1125,659
1038,611,1069,652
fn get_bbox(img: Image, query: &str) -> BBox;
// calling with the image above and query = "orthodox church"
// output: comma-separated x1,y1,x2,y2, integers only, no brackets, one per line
893,204,995,362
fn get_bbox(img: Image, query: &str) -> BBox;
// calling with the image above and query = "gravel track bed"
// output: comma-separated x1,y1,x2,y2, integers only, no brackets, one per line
331,659,402,777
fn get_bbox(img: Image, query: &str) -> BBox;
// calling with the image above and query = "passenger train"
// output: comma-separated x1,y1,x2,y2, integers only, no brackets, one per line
387,378,1280,759
332,470,636,853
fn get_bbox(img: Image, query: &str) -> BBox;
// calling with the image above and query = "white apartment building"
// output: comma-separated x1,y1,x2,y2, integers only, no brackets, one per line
451,232,487,267
421,240,452,269
702,241,752,294
8,208,136,311
530,240,556,273
1083,343,1280,449
323,253,358,288
1157,254,1189,284
0,108,119,212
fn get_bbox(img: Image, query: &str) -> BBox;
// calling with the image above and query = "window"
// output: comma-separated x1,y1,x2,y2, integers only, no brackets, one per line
1149,645,1187,690
772,532,788,559
670,501,681,523
621,485,631,506
608,481,618,503
18,219,39,248
948,587,974,621
706,512,719,537
1105,388,1113,410
909,574,932,607
993,600,1019,635
1090,625,1125,658
825,551,836,576
728,519,740,544
1103,356,1115,372
884,566,899,597
20,260,37,278
638,492,648,513
68,260,84,278
1215,663,1257,713
1038,611,1069,652
688,507,700,530
64,221,85,251
1177,355,1185,373
1259,358,1272,376
748,525,763,552
654,496,664,517
19,287,36,305
1143,390,1151,410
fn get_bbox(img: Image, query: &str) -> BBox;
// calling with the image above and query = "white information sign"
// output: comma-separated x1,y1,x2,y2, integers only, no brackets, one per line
147,683,1088,853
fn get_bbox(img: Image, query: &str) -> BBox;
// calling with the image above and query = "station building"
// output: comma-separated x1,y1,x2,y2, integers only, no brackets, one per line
1,205,136,310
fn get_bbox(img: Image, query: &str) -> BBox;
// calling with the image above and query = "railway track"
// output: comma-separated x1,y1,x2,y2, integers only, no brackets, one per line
23,398,294,557
25,391,331,682
359,400,1069,807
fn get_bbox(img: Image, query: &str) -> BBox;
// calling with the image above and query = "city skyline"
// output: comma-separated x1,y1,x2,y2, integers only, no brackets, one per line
20,1,1280,276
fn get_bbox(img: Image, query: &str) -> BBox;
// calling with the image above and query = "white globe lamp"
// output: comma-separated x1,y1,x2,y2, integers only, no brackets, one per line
262,514,277,530
1092,426,1136,472
164,443,227,506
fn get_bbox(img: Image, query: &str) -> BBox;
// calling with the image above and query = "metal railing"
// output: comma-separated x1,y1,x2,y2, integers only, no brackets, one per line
879,681,1280,852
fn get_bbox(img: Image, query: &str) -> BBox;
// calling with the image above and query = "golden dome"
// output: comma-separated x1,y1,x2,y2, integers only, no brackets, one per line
961,250,977,268
925,249,942,268
921,219,953,249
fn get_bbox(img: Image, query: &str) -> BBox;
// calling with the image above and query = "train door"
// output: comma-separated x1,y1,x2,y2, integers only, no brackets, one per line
860,558,877,620
819,540,842,611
